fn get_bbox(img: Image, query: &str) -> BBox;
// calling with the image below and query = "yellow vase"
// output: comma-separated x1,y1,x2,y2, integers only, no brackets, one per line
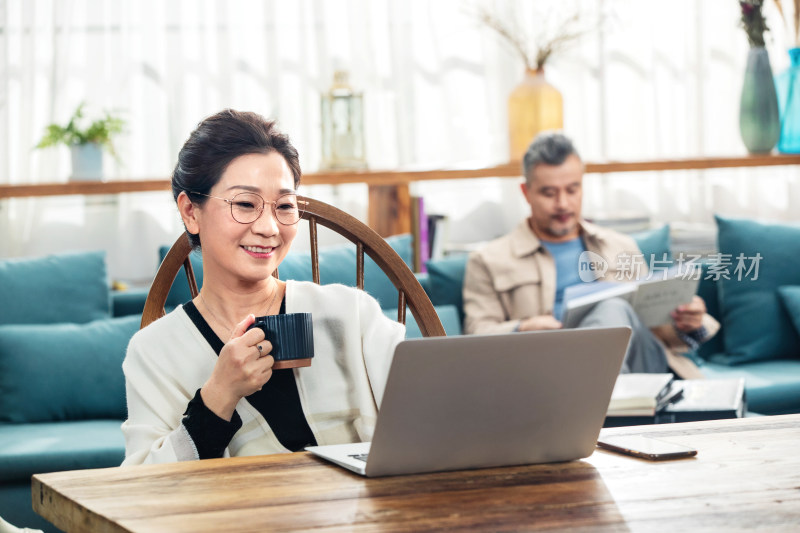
507,68,564,161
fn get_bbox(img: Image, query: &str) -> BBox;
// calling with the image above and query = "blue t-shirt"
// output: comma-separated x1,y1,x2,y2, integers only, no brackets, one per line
539,237,586,320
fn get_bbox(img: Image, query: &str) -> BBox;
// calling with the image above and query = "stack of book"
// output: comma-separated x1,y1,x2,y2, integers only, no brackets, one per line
605,375,747,427
606,373,676,419
656,378,746,423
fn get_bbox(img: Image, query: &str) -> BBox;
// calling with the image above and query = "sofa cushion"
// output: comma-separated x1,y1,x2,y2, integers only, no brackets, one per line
0,315,140,423
713,215,800,364
777,285,800,336
0,420,125,482
700,358,800,415
385,304,462,339
425,254,469,325
0,250,110,325
163,235,415,310
112,287,150,318
694,262,725,359
630,224,672,264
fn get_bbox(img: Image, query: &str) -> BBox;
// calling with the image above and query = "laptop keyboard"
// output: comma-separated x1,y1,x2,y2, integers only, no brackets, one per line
348,453,369,463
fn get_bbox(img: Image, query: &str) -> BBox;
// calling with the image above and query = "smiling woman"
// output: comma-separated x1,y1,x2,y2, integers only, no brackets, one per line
121,109,406,465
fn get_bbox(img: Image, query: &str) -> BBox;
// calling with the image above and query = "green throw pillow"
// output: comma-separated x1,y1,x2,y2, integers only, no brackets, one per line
713,215,800,364
778,285,800,338
0,315,140,423
0,250,110,325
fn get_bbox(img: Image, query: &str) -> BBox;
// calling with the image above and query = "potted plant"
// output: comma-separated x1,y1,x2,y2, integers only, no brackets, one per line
35,103,125,180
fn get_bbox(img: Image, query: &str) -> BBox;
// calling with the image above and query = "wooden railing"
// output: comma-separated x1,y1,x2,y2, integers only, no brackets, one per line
2,154,800,236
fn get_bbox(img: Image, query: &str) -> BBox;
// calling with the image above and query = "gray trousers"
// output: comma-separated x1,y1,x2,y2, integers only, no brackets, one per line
577,298,669,374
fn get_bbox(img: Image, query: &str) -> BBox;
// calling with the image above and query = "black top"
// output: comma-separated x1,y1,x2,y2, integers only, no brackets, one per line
182,299,317,458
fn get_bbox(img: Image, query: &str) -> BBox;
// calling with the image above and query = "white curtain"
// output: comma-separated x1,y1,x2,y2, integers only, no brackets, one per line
1,0,798,283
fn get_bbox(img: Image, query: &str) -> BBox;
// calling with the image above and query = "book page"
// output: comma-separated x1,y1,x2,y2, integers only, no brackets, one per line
631,274,700,328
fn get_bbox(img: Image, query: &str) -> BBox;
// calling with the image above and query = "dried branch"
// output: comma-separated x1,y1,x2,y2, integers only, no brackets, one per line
475,4,597,71
794,0,800,45
772,0,800,47
477,8,534,70
774,0,786,21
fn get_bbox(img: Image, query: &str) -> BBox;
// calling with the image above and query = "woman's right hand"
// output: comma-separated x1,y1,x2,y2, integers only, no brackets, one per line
200,314,274,421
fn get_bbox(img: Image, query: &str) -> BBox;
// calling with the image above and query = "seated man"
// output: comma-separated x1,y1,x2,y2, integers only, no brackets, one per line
462,132,718,376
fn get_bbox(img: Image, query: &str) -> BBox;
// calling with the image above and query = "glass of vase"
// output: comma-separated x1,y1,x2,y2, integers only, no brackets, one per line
775,47,800,153
739,46,780,154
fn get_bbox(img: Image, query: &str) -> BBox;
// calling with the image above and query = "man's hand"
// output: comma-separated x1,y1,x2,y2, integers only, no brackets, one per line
671,295,706,332
518,315,563,332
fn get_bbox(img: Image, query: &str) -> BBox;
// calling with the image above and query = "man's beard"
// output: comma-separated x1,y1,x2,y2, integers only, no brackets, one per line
545,215,576,238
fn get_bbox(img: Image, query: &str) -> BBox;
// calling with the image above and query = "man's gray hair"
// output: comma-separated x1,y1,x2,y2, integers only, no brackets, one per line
522,131,581,185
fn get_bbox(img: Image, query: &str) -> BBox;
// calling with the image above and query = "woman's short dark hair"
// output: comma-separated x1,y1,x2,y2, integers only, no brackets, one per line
172,109,302,248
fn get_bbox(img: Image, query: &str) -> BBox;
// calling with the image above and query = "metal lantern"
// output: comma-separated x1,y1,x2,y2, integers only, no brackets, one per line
320,70,367,170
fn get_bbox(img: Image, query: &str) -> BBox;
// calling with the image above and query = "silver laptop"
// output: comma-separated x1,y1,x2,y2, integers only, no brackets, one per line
306,326,631,477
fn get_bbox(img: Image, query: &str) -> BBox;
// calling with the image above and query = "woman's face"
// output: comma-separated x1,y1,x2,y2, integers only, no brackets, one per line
193,152,299,286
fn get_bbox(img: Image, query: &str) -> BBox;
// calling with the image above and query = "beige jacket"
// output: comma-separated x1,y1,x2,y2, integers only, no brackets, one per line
462,219,718,374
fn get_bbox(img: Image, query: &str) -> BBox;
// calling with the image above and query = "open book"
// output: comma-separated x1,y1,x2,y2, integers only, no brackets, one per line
561,267,700,329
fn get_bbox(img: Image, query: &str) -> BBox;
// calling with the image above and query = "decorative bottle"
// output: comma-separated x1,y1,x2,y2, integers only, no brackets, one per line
320,70,367,170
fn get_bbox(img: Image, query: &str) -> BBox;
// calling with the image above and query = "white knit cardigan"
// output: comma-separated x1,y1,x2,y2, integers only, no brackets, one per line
121,281,405,465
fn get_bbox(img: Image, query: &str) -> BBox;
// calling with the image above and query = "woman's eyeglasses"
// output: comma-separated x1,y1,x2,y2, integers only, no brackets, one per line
190,191,306,225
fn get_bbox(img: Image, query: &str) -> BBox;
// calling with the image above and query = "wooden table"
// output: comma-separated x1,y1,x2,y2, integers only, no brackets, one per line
33,414,800,532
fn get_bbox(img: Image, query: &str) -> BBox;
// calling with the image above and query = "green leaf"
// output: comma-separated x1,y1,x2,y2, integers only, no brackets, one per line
34,102,126,160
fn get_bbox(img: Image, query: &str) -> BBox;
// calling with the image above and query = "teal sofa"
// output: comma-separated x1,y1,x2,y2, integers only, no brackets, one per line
0,235,455,532
0,251,140,532
419,215,800,416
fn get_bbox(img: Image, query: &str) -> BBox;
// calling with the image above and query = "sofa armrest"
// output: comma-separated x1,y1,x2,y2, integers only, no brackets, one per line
111,288,149,317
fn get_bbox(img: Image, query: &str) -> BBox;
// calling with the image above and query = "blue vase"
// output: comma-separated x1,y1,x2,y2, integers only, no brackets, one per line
739,47,780,154
776,48,800,153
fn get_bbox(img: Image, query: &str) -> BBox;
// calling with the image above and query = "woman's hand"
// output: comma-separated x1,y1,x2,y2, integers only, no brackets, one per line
200,314,274,421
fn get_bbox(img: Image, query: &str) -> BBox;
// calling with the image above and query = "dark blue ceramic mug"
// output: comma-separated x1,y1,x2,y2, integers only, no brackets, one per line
247,312,315,369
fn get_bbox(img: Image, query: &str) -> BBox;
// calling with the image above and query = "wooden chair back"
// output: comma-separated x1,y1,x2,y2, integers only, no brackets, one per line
140,196,446,337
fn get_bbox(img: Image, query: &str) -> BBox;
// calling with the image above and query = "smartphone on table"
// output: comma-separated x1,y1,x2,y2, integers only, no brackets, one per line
597,434,697,461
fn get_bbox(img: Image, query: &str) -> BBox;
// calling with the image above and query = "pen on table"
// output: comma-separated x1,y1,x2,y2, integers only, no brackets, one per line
656,386,684,412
